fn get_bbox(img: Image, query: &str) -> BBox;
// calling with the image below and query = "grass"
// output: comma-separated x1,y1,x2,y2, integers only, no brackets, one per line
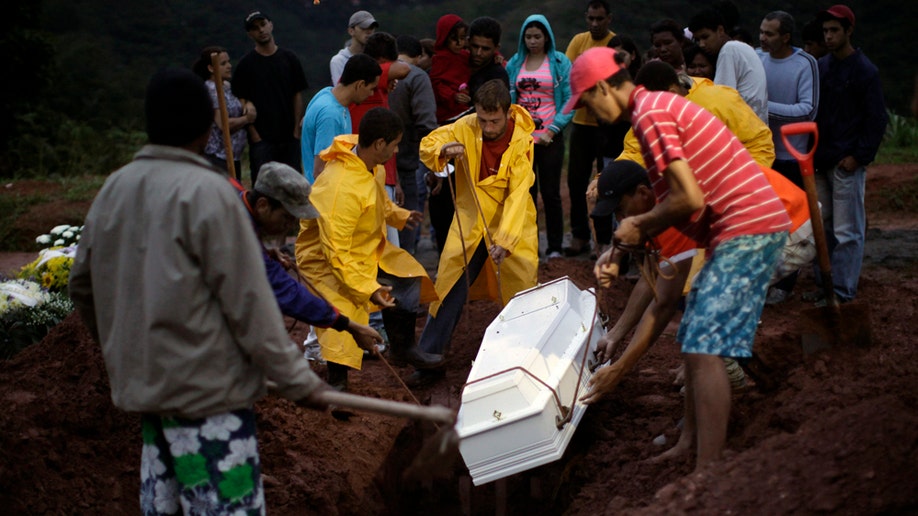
0,192,50,252
59,175,106,202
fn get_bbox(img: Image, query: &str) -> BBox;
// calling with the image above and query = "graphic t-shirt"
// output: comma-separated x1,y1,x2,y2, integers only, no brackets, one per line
515,57,556,139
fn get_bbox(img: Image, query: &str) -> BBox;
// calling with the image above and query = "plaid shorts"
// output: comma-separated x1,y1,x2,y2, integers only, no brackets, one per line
678,232,787,358
139,408,264,515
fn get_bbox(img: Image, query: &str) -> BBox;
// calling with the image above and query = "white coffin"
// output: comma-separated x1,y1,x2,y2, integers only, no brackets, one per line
456,276,605,486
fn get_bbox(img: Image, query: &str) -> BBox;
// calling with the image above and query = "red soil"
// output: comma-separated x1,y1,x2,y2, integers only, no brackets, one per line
1,165,916,514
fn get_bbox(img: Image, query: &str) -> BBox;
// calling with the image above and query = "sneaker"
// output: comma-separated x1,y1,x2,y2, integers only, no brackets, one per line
765,287,790,305
724,358,747,390
547,250,563,260
303,340,326,365
801,289,825,303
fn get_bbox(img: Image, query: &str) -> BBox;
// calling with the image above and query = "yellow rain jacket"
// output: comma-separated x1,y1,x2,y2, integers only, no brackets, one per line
420,104,539,316
295,135,436,369
618,77,776,168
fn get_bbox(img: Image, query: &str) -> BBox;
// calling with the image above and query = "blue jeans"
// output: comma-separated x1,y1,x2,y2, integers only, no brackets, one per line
397,163,421,254
815,165,866,301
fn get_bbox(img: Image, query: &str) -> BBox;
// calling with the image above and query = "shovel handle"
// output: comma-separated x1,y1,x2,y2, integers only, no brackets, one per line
315,389,456,425
780,122,818,178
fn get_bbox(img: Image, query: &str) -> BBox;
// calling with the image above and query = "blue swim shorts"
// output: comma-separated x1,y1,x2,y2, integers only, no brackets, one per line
677,232,787,358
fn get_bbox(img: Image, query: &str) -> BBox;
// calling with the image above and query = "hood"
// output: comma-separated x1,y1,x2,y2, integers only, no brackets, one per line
515,14,558,56
319,134,366,170
435,14,464,50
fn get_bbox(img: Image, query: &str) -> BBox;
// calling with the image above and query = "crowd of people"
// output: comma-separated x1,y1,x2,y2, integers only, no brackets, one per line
69,1,890,512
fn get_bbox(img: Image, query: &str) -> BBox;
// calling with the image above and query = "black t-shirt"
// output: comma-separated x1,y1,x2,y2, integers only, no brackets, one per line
233,47,308,143
468,62,510,101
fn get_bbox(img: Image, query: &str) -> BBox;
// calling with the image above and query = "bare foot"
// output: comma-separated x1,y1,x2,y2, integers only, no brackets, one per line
647,435,692,463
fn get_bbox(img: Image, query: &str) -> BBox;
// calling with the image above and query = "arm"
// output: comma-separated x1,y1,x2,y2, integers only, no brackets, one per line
581,257,692,403
767,54,819,123
293,91,304,140
492,135,536,255
419,122,459,172
548,53,574,134
197,185,322,402
617,159,704,245
313,156,326,179
851,65,889,168
387,61,410,91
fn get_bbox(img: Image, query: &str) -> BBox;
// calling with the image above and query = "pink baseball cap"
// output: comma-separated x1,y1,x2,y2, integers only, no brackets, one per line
820,5,855,27
562,47,624,114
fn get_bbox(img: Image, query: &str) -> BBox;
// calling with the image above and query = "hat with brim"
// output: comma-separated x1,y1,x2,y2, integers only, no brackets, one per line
349,10,378,30
591,160,649,218
563,47,623,114
254,162,320,220
244,11,269,31
818,4,855,27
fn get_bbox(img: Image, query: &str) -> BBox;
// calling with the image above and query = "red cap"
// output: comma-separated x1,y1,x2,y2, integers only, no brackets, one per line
821,5,855,27
562,47,623,114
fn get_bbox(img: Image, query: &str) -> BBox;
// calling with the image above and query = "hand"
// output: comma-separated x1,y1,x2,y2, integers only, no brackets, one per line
394,183,405,207
440,142,466,160
244,101,257,123
296,383,332,411
455,92,471,104
427,173,444,195
266,247,294,270
347,321,383,355
536,132,554,147
838,156,859,173
387,79,399,93
614,216,643,246
580,362,625,404
586,177,599,202
404,210,424,231
593,332,620,364
370,286,397,308
594,246,622,287
489,244,509,266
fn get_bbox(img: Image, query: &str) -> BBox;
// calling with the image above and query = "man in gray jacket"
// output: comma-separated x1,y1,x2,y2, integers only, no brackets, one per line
69,68,328,514
389,35,438,254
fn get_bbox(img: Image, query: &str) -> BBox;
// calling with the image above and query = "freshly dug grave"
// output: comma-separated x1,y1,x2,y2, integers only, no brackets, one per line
1,164,917,514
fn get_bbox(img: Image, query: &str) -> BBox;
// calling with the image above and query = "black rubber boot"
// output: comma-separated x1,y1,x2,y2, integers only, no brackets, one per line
326,362,349,392
382,308,444,369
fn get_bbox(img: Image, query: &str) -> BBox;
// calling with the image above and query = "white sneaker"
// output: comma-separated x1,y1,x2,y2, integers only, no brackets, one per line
303,332,325,364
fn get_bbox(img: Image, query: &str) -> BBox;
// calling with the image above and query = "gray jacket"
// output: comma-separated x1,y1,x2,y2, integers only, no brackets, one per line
389,63,437,172
70,145,322,418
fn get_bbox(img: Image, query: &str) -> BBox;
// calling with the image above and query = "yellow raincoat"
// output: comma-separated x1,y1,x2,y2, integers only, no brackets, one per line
618,77,776,168
295,134,436,369
420,104,539,316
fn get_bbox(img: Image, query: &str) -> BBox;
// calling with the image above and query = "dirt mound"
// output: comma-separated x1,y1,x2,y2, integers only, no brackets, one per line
1,165,917,514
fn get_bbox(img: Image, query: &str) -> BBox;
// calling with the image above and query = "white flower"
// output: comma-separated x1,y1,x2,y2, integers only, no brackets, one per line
217,437,258,472
153,478,180,514
62,231,74,239
140,444,167,482
200,413,243,441
50,225,70,235
36,234,52,245
181,486,220,515
53,239,65,246
75,234,81,241
0,280,49,309
164,426,201,456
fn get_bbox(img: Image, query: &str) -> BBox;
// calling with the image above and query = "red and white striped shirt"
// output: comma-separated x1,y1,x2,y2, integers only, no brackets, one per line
630,86,790,249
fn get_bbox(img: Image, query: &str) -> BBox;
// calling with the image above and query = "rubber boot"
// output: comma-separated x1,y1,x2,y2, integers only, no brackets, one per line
382,308,444,369
326,362,349,392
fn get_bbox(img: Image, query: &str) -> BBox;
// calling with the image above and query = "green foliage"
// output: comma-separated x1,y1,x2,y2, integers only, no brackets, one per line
0,191,49,251
7,106,146,178
876,111,918,164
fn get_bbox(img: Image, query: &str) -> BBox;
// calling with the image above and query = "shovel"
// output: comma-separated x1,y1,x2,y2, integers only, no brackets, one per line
313,389,460,481
780,122,872,354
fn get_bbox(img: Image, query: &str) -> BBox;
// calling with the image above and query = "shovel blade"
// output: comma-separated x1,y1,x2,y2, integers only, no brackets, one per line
799,302,872,354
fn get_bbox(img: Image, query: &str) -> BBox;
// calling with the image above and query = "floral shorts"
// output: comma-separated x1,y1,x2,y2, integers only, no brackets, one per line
678,232,787,358
140,408,264,515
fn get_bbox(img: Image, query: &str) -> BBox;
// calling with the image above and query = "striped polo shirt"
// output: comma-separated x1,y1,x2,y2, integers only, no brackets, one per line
630,86,791,249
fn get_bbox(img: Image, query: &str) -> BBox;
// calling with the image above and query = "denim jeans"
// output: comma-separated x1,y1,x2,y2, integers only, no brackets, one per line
815,165,866,301
397,164,421,254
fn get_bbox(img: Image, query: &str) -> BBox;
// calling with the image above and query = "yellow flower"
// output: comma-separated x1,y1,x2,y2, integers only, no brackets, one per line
41,273,54,288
